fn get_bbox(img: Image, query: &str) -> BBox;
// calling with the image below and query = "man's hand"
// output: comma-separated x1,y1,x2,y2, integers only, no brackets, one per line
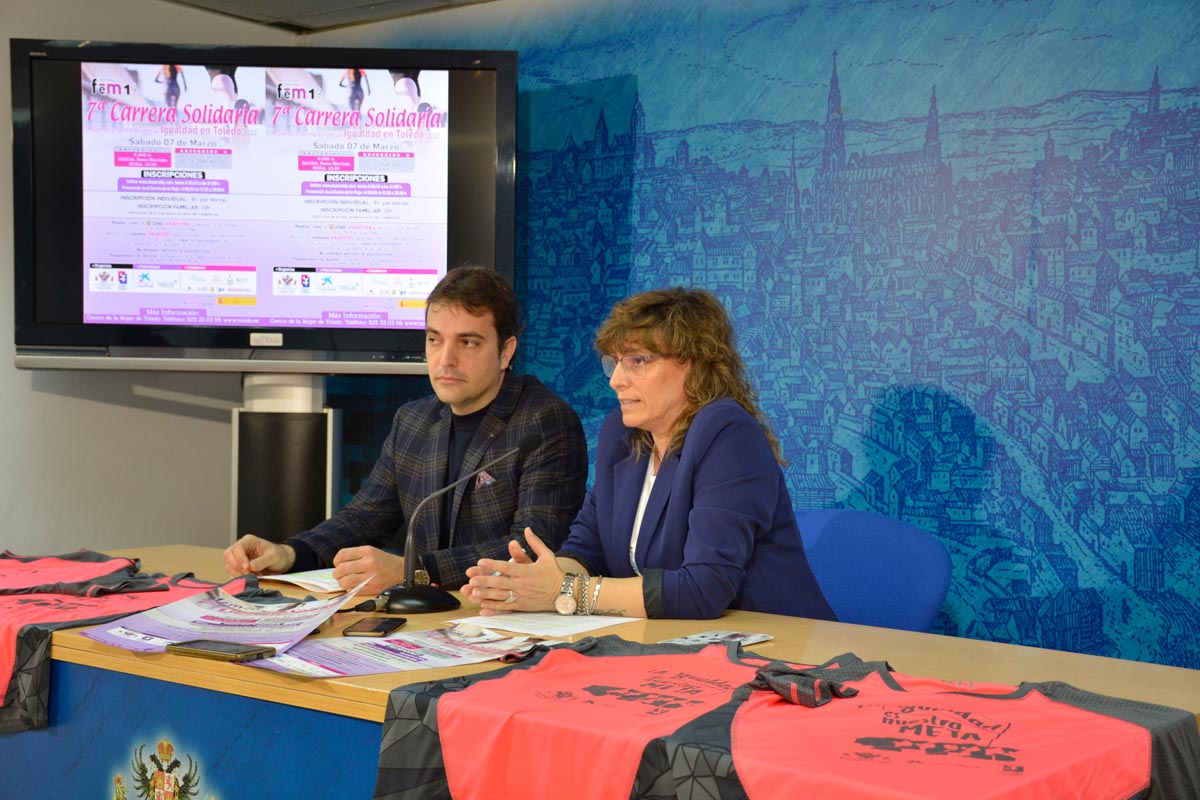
223,535,296,577
332,546,405,596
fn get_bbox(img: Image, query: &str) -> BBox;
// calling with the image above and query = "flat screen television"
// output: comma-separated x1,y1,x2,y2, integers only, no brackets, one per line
10,38,516,373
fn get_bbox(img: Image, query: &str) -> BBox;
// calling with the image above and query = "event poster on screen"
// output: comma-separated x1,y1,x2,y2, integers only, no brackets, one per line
80,63,449,330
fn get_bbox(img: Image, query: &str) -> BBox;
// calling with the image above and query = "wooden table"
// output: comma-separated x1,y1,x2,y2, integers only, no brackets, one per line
55,545,1200,722
5,545,1198,798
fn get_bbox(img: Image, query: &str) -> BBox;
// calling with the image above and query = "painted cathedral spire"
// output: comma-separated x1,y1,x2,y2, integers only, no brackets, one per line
1148,66,1161,115
823,51,846,171
594,109,609,156
630,93,652,168
925,85,941,161
787,132,799,228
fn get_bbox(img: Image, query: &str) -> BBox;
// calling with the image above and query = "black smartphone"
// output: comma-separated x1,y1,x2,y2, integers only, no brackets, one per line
343,616,407,637
165,639,276,662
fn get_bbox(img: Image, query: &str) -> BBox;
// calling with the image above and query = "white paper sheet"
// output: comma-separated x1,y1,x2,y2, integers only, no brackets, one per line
448,612,639,637
258,568,344,593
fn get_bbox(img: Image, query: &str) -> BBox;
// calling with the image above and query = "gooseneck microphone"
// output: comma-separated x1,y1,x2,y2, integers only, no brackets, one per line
361,431,544,614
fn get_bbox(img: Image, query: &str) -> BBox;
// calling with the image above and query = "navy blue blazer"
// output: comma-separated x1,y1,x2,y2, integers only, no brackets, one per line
559,398,835,620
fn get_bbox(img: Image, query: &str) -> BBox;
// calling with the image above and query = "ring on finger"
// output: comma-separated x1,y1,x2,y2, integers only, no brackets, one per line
505,589,516,603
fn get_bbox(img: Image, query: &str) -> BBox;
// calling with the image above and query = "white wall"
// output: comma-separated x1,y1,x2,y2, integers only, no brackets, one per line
1,1,293,554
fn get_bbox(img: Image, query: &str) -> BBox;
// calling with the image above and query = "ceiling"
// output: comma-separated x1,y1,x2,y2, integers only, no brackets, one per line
162,0,500,34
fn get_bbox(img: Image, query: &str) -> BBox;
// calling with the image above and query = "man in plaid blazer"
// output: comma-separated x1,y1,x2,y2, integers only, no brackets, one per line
223,267,587,593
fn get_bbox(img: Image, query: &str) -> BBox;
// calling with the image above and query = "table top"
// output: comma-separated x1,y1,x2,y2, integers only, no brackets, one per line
50,545,1200,724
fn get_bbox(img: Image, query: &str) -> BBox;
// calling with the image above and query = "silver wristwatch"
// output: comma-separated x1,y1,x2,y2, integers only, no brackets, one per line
554,573,579,615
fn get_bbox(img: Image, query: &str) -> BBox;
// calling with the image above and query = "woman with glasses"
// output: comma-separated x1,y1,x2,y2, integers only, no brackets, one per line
465,287,835,620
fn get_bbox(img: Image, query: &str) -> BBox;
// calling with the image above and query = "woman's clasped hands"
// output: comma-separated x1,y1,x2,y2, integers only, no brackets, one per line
464,528,566,615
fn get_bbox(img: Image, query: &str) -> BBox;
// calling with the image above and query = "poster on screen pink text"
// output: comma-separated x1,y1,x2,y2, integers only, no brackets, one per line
80,62,449,330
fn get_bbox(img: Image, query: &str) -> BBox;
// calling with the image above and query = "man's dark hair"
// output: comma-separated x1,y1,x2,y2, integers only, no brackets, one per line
426,266,522,344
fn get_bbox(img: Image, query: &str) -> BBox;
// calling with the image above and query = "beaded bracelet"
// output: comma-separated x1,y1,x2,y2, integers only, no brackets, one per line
579,576,592,616
574,573,587,616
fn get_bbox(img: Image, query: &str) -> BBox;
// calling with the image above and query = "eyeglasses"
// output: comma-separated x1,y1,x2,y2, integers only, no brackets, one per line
601,353,665,378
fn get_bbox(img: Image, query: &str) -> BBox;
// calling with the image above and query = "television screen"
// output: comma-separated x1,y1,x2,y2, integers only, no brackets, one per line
11,38,516,372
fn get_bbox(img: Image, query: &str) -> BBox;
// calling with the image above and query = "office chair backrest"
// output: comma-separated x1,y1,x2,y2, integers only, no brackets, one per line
795,508,951,632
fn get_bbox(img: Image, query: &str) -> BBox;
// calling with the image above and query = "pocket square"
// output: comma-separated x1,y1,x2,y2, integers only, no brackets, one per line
475,470,496,489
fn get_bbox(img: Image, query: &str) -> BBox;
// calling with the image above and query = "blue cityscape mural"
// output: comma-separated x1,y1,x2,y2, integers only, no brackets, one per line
331,0,1200,669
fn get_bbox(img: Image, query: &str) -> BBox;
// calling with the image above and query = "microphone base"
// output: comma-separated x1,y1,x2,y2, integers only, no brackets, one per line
380,584,462,614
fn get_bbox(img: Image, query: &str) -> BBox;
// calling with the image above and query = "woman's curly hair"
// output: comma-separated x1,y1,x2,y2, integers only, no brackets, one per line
594,287,784,464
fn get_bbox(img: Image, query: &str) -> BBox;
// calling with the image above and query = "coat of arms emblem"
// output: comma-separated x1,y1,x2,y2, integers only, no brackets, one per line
123,739,199,800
